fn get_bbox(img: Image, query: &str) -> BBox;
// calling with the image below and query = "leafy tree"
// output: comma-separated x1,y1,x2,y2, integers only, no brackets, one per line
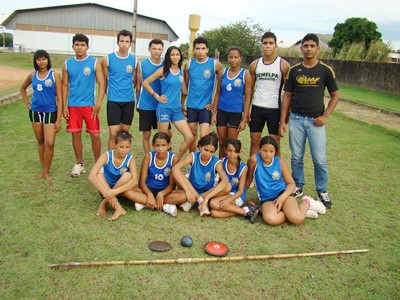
0,32,13,48
329,17,382,54
179,42,189,59
200,18,267,63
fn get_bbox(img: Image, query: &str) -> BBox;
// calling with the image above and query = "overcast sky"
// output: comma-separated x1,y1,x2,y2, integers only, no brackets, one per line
2,0,400,49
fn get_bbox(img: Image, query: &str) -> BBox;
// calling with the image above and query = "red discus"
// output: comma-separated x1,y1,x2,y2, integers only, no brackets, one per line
204,241,229,257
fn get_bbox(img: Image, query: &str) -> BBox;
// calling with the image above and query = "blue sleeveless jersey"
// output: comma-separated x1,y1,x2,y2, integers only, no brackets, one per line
218,68,246,113
145,151,175,190
106,52,136,102
30,69,57,113
187,58,216,109
159,69,184,109
188,152,220,193
137,58,163,110
65,56,97,106
254,155,286,202
103,150,133,187
221,157,247,200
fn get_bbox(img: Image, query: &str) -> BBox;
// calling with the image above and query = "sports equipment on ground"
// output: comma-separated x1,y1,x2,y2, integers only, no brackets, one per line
204,241,229,257
48,249,369,268
148,241,171,252
180,235,193,247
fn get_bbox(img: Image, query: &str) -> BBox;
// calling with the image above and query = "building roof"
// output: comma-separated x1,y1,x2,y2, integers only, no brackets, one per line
2,2,179,41
291,33,333,51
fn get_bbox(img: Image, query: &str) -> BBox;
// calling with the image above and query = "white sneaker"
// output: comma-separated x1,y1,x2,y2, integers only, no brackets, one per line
199,204,211,217
306,209,318,219
163,204,177,217
302,195,326,215
180,201,193,212
71,163,85,177
135,203,146,211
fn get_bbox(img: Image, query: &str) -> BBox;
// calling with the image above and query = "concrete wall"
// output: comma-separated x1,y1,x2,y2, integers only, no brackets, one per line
283,57,400,96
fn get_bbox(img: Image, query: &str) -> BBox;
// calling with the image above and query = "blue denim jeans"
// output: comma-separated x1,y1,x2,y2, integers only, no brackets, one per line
289,113,328,193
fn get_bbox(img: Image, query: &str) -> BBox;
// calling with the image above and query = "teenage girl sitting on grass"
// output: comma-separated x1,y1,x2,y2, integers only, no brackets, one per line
167,133,231,216
209,138,259,223
246,136,326,225
88,130,138,221
123,132,179,217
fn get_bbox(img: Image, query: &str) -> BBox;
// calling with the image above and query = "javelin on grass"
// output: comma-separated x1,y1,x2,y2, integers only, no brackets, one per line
48,249,369,268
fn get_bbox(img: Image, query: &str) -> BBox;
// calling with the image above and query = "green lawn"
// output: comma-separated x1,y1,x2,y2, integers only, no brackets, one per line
1,98,399,299
337,84,400,113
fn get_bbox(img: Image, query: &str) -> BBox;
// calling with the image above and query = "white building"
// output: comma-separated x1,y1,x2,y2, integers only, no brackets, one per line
1,3,178,58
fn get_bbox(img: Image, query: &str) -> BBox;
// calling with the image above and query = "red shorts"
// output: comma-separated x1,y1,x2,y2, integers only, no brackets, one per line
66,106,100,134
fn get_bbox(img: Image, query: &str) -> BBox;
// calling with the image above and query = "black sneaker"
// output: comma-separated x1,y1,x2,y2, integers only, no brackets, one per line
318,192,333,209
293,187,303,198
244,202,259,224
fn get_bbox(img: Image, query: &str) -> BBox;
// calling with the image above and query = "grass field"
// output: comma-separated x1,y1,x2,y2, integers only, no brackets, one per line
335,85,400,113
1,96,399,298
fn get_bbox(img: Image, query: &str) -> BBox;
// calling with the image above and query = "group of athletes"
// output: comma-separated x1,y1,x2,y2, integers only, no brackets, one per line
20,29,339,224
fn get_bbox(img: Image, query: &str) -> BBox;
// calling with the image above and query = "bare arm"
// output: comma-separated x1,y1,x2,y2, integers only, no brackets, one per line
53,71,63,132
238,70,253,131
245,155,257,189
93,60,105,118
314,90,340,126
279,91,292,137
20,72,33,110
247,60,257,124
135,62,142,100
142,67,167,104
274,158,295,211
62,62,70,119
211,69,223,125
101,55,108,94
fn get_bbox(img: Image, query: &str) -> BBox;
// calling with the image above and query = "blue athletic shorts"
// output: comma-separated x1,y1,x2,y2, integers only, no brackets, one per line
156,107,185,123
187,107,211,124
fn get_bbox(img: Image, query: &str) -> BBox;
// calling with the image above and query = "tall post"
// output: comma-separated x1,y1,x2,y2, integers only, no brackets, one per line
131,0,138,55
188,14,201,59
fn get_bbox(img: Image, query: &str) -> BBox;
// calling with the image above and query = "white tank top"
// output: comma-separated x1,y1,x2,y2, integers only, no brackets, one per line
252,56,283,109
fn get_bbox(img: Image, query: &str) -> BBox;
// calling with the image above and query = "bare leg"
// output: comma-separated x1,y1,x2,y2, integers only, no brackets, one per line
261,201,287,226
72,131,83,163
173,120,194,159
188,122,198,152
250,132,262,156
164,189,189,205
97,198,108,216
107,125,120,150
282,196,308,225
90,133,101,162
142,130,152,154
270,134,281,156
122,187,148,205
108,197,126,221
199,122,211,138
31,122,45,178
216,125,228,158
42,123,56,181
209,197,245,218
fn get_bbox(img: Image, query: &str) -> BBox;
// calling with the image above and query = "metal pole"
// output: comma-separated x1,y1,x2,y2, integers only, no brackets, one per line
131,0,138,55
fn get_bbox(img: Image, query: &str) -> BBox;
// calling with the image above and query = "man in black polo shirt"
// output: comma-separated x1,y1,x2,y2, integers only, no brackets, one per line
279,33,339,209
